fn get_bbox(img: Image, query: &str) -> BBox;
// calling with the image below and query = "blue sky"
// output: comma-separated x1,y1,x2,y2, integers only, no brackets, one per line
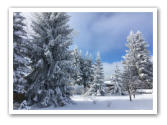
68,12,153,64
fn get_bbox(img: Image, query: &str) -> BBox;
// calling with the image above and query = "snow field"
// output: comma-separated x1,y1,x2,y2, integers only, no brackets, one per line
36,94,152,110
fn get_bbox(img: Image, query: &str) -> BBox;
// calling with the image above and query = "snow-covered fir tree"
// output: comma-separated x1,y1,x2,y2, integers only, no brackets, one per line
13,12,31,103
72,48,83,86
135,31,153,89
111,65,123,95
85,52,105,96
26,12,74,107
80,52,94,92
122,31,153,101
84,52,94,89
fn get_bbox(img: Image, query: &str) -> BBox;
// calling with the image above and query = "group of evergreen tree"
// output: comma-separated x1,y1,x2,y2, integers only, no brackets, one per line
72,48,94,92
72,48,105,96
13,12,105,109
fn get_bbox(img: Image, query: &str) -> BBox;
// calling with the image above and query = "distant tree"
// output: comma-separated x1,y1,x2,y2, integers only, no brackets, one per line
84,52,94,89
72,49,94,92
26,12,74,107
85,52,105,96
13,12,31,103
111,65,123,95
81,52,94,92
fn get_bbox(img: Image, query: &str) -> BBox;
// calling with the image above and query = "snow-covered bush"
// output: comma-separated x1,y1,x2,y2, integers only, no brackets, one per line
72,84,84,95
136,89,153,94
19,100,31,110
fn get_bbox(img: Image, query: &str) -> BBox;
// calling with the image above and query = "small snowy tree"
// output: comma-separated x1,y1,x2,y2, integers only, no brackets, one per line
13,12,31,103
86,52,105,96
111,65,123,95
26,12,74,107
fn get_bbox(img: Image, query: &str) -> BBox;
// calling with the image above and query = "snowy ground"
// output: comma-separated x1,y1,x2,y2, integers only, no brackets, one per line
36,94,152,110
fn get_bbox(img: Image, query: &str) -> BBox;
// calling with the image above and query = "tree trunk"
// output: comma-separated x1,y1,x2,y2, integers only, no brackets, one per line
129,93,132,101
133,94,135,98
133,89,136,98
128,89,132,101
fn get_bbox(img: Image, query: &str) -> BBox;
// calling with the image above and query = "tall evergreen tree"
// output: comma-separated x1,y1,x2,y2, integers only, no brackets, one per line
81,52,94,92
72,48,83,86
26,12,74,107
85,52,105,96
84,52,94,89
122,31,153,101
135,31,153,89
13,12,31,103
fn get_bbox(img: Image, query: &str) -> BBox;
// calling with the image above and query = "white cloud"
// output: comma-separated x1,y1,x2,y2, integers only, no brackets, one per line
103,61,123,80
68,12,153,54
90,13,152,53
